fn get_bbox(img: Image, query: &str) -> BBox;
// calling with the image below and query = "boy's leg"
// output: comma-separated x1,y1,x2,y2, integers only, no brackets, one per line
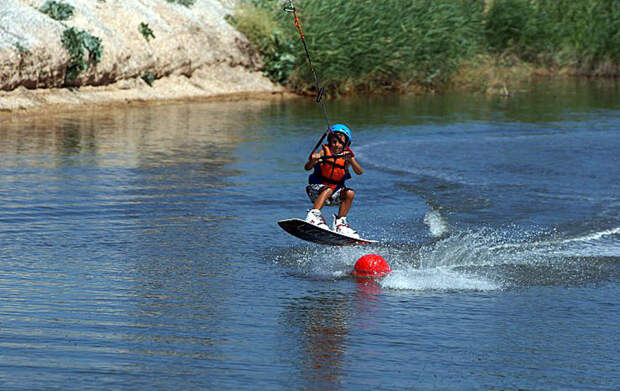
306,186,333,229
313,187,334,210
337,188,355,217
333,188,359,238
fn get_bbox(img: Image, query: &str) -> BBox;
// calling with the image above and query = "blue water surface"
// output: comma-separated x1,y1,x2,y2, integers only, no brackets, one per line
0,80,619,390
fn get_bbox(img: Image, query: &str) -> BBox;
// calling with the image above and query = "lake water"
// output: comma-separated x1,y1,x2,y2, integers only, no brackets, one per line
1,80,618,390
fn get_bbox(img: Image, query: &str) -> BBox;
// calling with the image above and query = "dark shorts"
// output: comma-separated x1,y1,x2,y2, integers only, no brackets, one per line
306,184,344,206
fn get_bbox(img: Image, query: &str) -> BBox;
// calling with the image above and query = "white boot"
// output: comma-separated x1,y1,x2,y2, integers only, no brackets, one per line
333,215,360,238
305,209,329,230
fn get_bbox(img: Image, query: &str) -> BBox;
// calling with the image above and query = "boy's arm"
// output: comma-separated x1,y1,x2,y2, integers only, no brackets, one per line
304,150,324,171
343,147,362,175
348,156,363,175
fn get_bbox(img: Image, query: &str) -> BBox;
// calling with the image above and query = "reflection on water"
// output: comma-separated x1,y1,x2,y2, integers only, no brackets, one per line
0,100,284,389
0,102,262,162
280,280,386,390
284,294,349,389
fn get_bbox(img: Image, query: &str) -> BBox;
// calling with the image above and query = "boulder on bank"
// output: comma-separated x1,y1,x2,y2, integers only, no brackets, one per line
0,0,283,112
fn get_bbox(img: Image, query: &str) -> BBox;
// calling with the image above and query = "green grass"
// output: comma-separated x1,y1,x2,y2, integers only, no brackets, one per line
232,0,619,93
485,0,620,74
235,0,483,92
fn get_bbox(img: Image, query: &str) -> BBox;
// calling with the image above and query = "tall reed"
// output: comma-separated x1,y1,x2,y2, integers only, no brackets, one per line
231,0,619,93
485,0,620,74
233,0,484,92
293,0,483,92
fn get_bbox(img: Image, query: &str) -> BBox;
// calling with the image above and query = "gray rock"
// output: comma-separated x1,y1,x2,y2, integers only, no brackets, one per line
0,0,283,112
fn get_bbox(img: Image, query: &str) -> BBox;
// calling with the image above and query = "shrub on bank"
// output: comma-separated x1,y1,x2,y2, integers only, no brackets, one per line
62,27,103,83
139,22,156,42
40,0,74,21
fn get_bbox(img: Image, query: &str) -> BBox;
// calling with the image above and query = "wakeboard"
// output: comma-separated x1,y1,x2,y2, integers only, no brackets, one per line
278,218,377,246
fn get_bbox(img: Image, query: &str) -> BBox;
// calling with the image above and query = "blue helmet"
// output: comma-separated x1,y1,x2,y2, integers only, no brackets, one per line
329,124,352,146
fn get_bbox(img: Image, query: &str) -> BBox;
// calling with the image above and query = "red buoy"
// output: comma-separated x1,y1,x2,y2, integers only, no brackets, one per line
352,254,391,278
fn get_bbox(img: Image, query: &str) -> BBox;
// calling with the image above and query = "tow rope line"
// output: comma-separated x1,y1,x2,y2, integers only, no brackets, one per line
283,0,332,158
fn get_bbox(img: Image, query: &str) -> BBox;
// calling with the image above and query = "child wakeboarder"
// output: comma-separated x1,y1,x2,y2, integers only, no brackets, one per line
304,124,363,238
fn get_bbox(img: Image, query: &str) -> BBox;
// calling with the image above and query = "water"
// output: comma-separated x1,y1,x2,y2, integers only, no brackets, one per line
1,80,619,390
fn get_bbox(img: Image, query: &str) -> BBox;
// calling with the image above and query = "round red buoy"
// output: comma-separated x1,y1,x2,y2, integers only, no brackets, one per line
352,254,391,278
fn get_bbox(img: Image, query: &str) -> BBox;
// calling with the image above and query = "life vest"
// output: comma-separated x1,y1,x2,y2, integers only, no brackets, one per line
309,145,352,189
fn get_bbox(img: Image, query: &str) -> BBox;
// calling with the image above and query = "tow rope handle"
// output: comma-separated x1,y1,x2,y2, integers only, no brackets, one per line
308,130,329,160
317,153,348,163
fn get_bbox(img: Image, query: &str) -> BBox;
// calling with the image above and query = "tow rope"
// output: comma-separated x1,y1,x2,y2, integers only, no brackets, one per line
283,0,332,158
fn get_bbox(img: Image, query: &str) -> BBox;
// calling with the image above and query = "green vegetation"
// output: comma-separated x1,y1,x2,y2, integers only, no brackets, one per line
61,27,103,83
484,0,620,75
139,22,155,41
165,0,196,7
141,72,155,86
232,0,620,94
40,0,74,21
225,6,296,83
232,0,482,93
39,1,106,85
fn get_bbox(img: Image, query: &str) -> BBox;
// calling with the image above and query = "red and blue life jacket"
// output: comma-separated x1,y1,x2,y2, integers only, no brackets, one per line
308,145,352,190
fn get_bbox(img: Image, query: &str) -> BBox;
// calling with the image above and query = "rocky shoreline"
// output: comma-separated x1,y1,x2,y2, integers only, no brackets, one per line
0,0,285,115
